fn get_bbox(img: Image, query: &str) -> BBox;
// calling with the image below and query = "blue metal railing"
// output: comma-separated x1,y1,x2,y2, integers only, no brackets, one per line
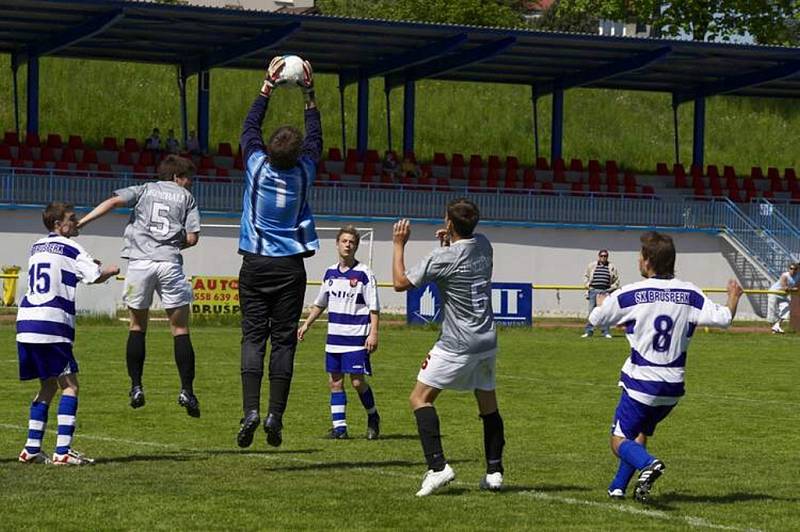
0,169,792,279
746,199,800,260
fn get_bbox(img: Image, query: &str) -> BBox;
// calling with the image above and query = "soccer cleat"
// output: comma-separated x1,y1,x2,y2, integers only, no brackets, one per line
366,413,380,440
327,427,349,439
263,413,283,448
52,449,95,466
415,464,456,497
18,449,51,464
604,333,613,339
580,333,592,338
479,472,504,491
178,390,201,418
634,459,665,503
607,488,625,499
129,386,145,409
237,410,260,448
772,325,785,334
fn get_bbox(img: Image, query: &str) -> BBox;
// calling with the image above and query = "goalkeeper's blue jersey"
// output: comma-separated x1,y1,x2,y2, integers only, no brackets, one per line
238,96,321,257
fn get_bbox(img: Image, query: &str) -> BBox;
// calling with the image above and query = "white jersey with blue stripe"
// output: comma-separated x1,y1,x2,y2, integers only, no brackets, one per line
589,277,732,406
313,262,379,354
238,151,320,257
16,235,102,344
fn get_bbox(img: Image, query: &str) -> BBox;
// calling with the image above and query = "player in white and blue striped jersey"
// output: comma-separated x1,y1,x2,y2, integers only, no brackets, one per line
298,226,380,440
590,231,743,502
16,202,119,465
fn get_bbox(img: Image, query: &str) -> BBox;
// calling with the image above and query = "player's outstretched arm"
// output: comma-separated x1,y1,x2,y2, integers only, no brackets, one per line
392,219,413,292
298,304,325,341
299,60,322,164
77,195,127,229
240,57,284,167
726,279,744,320
93,263,120,284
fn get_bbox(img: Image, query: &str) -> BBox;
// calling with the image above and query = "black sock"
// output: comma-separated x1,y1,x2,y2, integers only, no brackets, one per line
414,406,446,471
173,334,196,394
126,331,146,388
481,410,505,474
241,372,263,414
268,378,291,416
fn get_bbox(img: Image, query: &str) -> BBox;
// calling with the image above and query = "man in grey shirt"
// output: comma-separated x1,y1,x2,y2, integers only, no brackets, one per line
77,155,201,417
392,198,506,496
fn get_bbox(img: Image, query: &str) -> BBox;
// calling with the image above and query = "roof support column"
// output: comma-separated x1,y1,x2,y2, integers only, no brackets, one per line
531,86,539,161
402,79,415,156
384,80,393,153
550,86,564,162
197,70,210,154
338,74,347,154
672,97,680,165
356,76,369,156
11,55,20,134
692,95,705,169
26,55,39,137
178,67,189,147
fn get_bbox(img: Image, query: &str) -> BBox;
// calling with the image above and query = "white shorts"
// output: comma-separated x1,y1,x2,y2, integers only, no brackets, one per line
767,293,790,323
123,260,192,310
416,346,497,391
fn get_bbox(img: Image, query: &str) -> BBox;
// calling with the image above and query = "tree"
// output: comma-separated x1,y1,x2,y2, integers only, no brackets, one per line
533,0,599,34
555,0,798,43
317,0,525,28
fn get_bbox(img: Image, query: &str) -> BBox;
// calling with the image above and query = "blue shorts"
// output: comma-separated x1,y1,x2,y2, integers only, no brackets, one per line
18,342,78,381
611,390,675,440
326,349,371,375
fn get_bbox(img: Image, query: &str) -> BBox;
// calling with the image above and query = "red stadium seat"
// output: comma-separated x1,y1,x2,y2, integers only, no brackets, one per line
540,181,555,195
82,149,98,164
343,149,358,163
505,156,518,170
4,131,19,146
200,156,215,170
707,165,720,180
435,176,450,191
216,168,229,178
97,163,112,174
504,166,517,185
344,157,358,174
68,135,83,149
587,159,601,174
25,133,41,147
767,167,780,180
486,167,500,188
569,158,583,172
0,144,11,159
54,161,70,172
570,181,584,195
785,168,797,181
468,165,482,182
217,143,233,157
522,168,536,189
728,189,742,202
139,151,155,166
118,151,133,165
124,138,139,152
656,162,669,176
641,185,655,196
751,166,764,180
328,172,341,184
723,165,736,180
552,158,566,182
710,175,723,196
770,175,784,193
743,178,757,194
76,162,91,173
487,155,500,169
46,134,62,148
605,160,618,176
133,164,148,176
535,157,549,171
362,161,376,179
606,175,619,194
450,162,465,180
40,147,56,162
365,149,380,163
327,147,342,161
433,152,448,166
469,154,483,169
61,148,76,163
588,172,601,191
233,155,244,171
103,137,118,151
624,172,637,190
19,146,34,160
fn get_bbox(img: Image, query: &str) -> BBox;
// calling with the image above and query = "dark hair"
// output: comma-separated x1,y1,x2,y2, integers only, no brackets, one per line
640,231,675,277
43,201,73,231
598,249,609,256
267,126,303,170
158,154,196,181
336,224,361,246
447,198,480,237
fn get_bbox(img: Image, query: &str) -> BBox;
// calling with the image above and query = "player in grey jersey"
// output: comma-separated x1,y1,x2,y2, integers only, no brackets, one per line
392,198,506,496
77,155,202,417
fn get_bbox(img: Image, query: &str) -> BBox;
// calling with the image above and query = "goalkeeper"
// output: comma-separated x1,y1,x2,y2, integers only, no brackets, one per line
236,56,322,449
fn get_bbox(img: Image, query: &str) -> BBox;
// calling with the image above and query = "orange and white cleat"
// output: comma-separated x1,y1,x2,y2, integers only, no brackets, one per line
52,449,95,466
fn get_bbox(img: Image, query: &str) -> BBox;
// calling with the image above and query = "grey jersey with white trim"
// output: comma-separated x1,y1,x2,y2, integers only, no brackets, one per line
115,181,200,263
406,233,496,355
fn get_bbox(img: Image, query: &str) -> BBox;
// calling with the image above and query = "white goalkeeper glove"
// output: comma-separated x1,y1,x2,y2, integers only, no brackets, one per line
260,56,285,98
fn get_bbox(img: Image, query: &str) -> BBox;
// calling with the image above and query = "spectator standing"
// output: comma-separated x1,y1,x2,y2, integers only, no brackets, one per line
582,249,620,338
186,130,201,156
767,262,798,334
144,128,161,154
165,129,180,155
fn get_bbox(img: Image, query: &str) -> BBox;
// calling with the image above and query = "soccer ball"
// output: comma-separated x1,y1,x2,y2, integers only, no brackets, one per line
277,55,305,87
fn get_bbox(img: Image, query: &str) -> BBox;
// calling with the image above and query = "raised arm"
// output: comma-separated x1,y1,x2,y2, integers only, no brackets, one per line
94,263,121,284
240,56,286,165
77,195,127,229
725,279,744,321
392,219,413,292
299,60,322,163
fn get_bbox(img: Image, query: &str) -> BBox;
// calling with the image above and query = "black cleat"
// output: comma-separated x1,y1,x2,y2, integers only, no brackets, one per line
178,390,201,418
634,459,665,503
237,410,260,448
129,386,145,409
327,427,349,439
366,413,380,440
264,413,283,448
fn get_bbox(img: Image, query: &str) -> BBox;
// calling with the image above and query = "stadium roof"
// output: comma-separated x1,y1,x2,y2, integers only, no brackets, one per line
2,0,800,101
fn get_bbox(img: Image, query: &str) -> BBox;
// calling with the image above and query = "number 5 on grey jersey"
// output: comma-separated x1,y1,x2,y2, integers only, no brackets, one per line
115,181,201,264
406,233,497,356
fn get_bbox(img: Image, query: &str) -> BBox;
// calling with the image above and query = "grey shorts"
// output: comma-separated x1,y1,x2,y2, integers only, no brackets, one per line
123,260,192,310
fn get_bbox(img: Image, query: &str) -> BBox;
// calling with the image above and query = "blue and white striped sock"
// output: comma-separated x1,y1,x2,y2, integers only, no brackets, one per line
330,391,347,432
25,401,49,454
55,395,78,456
358,386,377,416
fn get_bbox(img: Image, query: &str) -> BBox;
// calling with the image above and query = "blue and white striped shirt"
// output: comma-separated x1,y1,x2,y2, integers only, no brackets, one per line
314,262,379,355
238,95,322,257
589,277,732,406
16,235,101,344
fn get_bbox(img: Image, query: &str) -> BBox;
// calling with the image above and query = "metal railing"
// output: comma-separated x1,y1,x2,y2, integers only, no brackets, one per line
0,169,792,278
746,199,800,261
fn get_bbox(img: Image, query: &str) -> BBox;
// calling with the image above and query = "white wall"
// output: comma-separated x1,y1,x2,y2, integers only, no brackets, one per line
0,209,759,318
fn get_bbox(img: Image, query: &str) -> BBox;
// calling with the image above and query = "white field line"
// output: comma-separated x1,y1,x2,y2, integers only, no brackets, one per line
0,423,762,532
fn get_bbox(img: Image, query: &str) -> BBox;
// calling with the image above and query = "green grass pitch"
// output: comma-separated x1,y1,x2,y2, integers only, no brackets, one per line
0,323,797,530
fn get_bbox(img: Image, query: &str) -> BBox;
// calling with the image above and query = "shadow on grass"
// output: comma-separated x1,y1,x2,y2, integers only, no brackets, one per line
502,484,592,494
203,448,321,456
370,433,420,441
658,491,800,504
264,457,476,473
94,453,200,464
